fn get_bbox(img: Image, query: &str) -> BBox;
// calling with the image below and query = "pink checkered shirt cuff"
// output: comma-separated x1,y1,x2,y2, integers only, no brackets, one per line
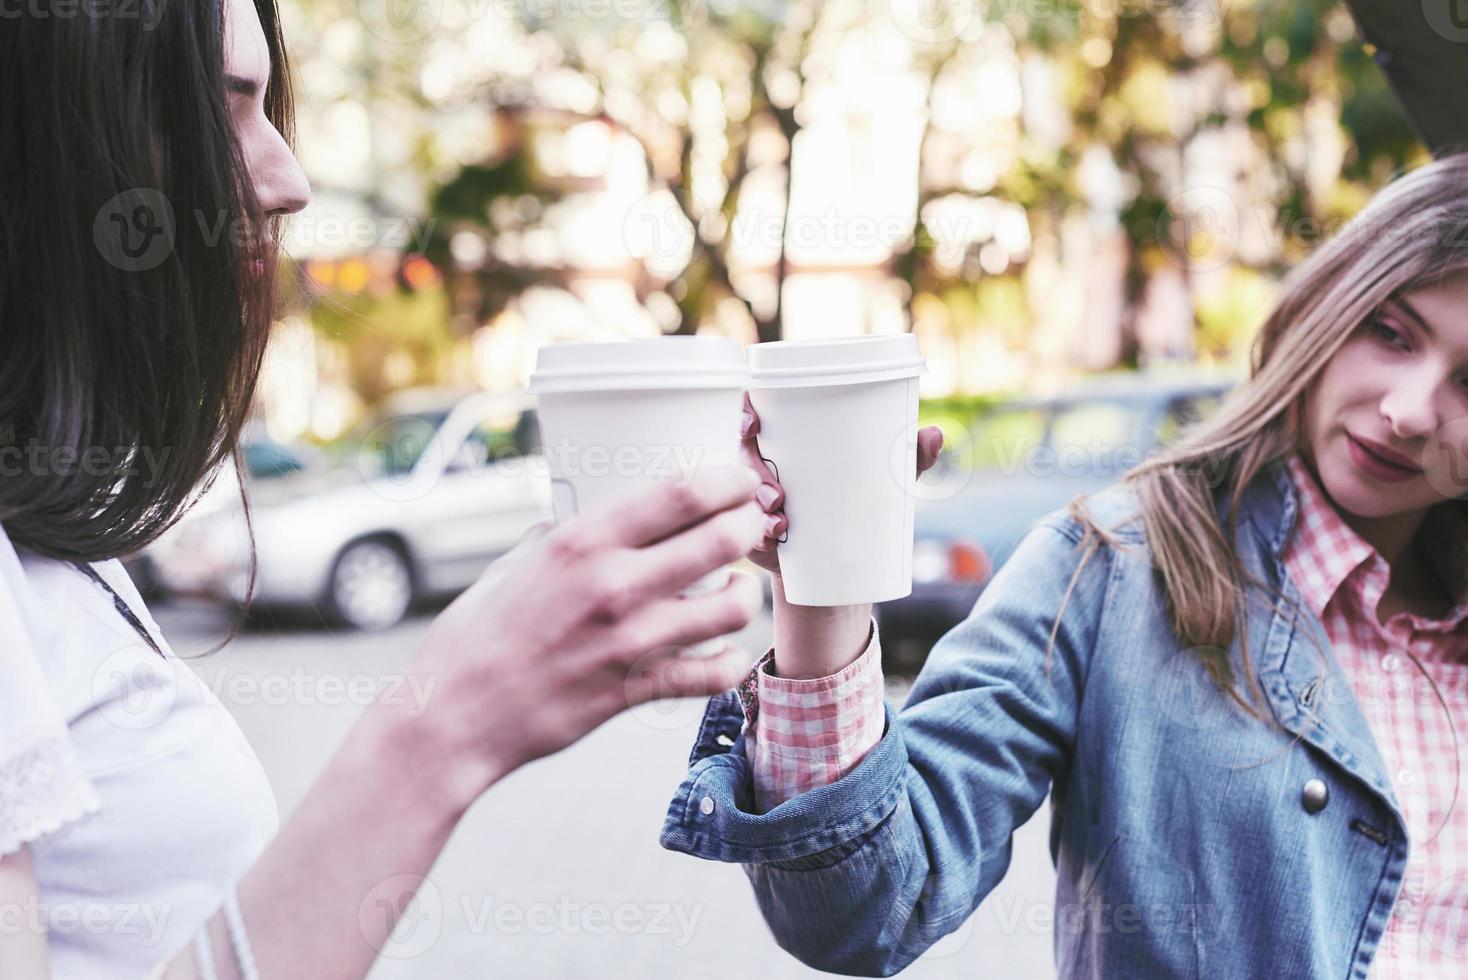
737,618,886,814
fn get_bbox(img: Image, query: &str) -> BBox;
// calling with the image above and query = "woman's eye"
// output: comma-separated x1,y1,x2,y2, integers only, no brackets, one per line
1369,319,1409,349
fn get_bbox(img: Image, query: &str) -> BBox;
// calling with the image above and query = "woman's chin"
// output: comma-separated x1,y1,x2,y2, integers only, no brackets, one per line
1320,447,1424,518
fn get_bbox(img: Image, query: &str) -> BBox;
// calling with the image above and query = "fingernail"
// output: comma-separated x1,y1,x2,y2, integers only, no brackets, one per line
756,484,781,509
740,412,754,436
764,514,784,537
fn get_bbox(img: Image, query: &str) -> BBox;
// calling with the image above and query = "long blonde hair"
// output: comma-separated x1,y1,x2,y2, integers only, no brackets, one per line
1050,152,1468,720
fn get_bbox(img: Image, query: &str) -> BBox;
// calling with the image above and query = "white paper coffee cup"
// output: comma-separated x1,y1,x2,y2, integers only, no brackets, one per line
528,337,751,653
748,335,926,606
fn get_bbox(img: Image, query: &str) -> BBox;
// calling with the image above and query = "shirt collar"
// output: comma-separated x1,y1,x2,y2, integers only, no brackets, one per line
1281,452,1468,626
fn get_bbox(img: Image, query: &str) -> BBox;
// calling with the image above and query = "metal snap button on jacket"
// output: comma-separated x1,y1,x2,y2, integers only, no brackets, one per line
1301,778,1329,814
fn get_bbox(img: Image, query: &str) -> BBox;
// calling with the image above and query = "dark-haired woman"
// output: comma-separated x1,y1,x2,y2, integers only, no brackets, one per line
0,0,773,976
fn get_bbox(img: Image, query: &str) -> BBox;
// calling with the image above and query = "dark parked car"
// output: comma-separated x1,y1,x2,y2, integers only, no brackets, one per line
875,372,1236,671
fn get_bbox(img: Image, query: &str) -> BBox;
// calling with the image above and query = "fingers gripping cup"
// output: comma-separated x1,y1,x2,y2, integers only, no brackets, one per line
528,337,751,653
748,335,926,606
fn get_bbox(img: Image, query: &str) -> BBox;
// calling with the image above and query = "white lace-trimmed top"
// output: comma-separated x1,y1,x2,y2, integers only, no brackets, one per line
0,523,278,979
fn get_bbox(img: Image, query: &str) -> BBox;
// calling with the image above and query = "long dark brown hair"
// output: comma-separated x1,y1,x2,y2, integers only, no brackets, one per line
0,0,295,638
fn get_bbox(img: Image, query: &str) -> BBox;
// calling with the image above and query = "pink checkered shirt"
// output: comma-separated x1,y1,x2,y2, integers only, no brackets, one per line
739,618,886,814
1281,453,1468,978
743,453,1468,976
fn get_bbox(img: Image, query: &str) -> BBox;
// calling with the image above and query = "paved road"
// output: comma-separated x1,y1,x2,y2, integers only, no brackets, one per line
155,598,1056,979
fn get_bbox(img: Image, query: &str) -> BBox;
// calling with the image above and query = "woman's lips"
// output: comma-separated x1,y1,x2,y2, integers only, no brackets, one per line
1346,432,1421,483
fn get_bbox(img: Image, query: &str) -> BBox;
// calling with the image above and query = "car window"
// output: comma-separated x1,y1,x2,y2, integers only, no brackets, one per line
1154,391,1223,447
1046,401,1143,476
515,409,541,456
1048,402,1139,451
358,411,448,476
242,441,304,480
965,408,1047,471
453,406,539,471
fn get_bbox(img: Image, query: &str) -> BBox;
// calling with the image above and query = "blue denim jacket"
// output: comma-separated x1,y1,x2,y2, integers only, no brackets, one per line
660,457,1414,978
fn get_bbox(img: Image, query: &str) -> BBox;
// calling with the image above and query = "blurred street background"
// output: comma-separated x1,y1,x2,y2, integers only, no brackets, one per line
131,0,1431,645
125,0,1442,974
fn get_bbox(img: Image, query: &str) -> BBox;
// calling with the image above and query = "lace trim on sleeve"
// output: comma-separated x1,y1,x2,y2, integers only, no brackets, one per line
0,736,101,858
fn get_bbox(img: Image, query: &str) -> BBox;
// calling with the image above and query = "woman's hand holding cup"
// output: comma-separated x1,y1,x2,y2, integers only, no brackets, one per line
410,463,765,796
740,392,944,679
742,393,944,572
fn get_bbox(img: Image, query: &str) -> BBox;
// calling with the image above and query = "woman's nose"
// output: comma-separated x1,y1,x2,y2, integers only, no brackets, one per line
250,130,311,217
260,157,310,217
1380,377,1437,441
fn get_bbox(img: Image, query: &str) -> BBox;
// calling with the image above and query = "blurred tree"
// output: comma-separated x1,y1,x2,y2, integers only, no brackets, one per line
286,0,1431,394
894,0,1426,372
419,113,573,332
307,286,456,406
421,0,818,341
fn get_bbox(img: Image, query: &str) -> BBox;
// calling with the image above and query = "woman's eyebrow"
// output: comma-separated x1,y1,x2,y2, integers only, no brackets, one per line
225,74,262,98
1390,296,1435,339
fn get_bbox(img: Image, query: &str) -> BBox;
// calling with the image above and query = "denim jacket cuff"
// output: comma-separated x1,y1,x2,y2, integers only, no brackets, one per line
659,691,905,865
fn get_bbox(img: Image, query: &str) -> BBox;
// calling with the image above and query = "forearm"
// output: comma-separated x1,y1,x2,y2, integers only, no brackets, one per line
730,524,1104,972
769,574,873,679
159,674,499,980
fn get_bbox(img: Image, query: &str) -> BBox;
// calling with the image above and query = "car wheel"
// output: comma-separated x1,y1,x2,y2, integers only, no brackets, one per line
327,538,413,631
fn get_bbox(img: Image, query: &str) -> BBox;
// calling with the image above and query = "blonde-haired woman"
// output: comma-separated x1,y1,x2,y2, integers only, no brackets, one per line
664,152,1468,978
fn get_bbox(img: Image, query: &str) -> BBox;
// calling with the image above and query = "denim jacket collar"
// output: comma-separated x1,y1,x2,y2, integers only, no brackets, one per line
1236,456,1404,824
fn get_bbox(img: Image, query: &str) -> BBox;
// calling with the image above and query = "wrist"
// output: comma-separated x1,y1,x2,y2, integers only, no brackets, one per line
769,575,874,680
369,659,509,819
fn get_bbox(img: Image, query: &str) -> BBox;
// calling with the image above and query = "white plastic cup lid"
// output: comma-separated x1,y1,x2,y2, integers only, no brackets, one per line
748,334,926,389
528,336,751,395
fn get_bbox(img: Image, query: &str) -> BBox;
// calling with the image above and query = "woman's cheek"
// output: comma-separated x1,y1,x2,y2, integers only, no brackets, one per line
1328,336,1396,398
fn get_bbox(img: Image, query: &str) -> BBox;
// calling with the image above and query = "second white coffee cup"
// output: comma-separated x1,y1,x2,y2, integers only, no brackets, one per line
748,335,926,606
528,336,751,654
